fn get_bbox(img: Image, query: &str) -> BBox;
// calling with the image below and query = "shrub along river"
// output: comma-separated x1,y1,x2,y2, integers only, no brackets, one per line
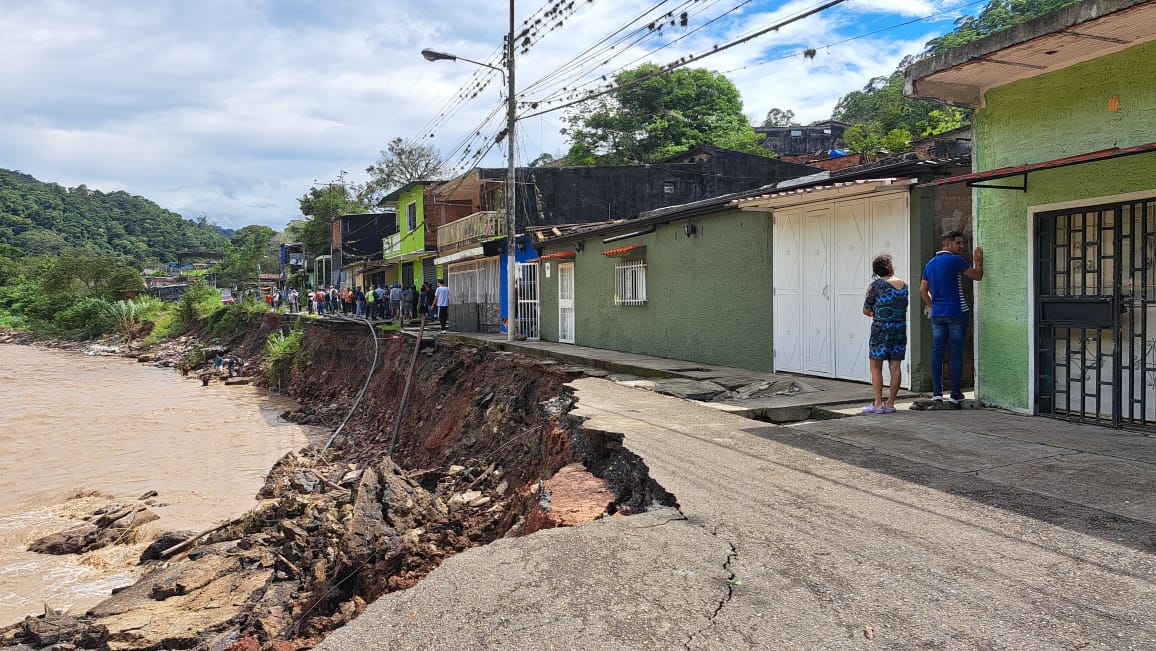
0,344,314,624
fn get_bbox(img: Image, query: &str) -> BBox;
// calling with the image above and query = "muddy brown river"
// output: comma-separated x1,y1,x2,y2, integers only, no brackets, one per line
0,344,313,624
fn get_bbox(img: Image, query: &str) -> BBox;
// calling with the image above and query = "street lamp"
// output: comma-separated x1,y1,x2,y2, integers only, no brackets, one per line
423,2,517,342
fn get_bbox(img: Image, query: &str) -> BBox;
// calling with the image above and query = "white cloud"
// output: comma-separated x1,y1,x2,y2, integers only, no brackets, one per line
0,0,968,232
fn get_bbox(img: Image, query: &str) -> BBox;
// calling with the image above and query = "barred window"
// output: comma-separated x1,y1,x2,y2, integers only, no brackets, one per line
614,259,647,306
406,202,417,232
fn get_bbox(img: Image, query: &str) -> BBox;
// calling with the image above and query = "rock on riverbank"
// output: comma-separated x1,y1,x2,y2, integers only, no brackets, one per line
1,315,673,650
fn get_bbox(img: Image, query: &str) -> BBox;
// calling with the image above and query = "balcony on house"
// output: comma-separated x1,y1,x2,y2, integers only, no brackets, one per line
383,232,403,257
437,211,506,252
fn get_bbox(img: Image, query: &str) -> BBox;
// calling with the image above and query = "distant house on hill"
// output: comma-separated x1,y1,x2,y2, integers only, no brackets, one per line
757,120,849,158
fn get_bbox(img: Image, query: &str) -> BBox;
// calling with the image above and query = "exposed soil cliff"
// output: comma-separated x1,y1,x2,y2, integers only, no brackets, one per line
1,315,674,650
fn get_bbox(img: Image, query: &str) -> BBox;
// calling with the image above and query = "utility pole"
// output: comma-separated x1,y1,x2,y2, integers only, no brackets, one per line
505,0,517,342
422,2,517,340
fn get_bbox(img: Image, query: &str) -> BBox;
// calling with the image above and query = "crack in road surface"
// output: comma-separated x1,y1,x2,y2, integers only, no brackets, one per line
684,522,739,650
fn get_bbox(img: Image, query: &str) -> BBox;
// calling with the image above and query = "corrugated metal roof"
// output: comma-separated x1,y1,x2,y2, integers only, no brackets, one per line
734,179,915,210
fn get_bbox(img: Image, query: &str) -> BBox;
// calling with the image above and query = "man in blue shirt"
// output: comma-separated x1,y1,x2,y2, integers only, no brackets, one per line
919,230,984,403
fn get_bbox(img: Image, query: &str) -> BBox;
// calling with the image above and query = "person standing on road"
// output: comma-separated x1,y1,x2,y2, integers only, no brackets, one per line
419,282,432,321
401,284,415,321
920,230,984,403
389,283,403,324
862,253,908,414
434,278,450,333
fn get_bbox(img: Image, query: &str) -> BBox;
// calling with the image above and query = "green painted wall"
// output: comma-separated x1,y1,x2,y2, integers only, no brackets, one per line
396,184,427,255
538,209,776,370
973,39,1156,409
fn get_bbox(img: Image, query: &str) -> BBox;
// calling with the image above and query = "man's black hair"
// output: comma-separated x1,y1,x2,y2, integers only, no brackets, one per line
941,230,963,243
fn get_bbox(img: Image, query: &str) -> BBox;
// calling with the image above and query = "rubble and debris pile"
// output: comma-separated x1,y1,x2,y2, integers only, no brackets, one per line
2,317,676,651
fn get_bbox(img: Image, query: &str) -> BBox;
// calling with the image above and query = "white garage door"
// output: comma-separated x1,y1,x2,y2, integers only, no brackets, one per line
773,191,910,386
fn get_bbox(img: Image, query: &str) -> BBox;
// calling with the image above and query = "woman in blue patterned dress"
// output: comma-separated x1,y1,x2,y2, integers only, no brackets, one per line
862,254,909,413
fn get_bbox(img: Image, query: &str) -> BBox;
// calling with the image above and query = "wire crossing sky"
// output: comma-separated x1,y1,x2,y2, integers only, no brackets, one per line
2,0,978,231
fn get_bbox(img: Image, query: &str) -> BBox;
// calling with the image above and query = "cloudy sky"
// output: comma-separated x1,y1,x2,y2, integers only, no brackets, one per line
2,0,980,232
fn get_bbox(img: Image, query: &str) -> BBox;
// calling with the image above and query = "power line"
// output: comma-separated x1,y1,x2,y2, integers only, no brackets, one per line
519,0,689,95
721,0,990,75
518,0,850,121
522,0,743,104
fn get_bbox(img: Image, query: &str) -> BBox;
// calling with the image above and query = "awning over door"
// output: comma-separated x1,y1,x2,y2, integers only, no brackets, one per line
915,142,1156,190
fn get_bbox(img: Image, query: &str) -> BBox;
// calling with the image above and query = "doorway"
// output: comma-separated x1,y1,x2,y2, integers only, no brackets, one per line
1035,197,1156,430
558,262,575,344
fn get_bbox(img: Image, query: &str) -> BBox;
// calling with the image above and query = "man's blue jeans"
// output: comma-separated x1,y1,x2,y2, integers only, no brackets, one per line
931,314,969,399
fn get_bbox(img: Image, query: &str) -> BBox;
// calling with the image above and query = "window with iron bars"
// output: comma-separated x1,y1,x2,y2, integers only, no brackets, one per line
614,259,647,305
406,202,417,232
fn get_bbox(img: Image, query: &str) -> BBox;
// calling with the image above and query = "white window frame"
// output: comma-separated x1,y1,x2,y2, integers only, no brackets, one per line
614,258,647,306
406,201,417,233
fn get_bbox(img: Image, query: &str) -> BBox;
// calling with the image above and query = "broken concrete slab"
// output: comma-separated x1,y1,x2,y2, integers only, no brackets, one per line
626,378,728,402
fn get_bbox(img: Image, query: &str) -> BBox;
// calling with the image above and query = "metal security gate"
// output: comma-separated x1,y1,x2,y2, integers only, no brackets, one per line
1035,198,1156,430
515,262,540,341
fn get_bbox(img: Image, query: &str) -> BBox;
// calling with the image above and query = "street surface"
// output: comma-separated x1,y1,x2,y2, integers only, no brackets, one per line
319,377,1156,650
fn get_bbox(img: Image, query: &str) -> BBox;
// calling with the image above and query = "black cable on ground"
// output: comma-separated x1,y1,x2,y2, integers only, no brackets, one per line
321,314,381,455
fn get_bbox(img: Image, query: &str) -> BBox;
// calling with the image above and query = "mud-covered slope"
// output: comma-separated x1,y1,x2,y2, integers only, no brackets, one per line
1,316,675,651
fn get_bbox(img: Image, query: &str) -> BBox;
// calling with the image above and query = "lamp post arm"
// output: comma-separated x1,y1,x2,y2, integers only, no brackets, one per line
455,56,506,83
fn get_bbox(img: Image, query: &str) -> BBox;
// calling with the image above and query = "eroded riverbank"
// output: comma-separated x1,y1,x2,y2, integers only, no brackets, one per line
1,315,672,650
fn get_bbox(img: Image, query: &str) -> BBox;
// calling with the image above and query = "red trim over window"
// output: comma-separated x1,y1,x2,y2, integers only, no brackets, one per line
602,244,646,257
529,251,576,262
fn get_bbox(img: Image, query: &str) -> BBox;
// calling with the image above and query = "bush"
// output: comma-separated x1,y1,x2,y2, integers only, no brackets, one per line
206,302,252,339
141,310,181,345
264,327,305,386
54,297,116,339
177,283,224,325
0,309,29,331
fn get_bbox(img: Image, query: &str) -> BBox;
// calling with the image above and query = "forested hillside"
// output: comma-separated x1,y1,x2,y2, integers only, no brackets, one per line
830,0,1080,153
0,169,229,267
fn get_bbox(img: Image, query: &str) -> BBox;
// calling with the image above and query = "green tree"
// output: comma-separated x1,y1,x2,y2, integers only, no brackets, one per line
832,0,1077,155
924,0,1079,55
562,64,769,165
289,181,367,257
361,138,443,205
215,225,278,287
761,108,797,128
833,63,966,153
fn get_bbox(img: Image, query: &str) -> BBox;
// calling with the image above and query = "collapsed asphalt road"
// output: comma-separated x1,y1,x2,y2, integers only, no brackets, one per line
318,377,1156,650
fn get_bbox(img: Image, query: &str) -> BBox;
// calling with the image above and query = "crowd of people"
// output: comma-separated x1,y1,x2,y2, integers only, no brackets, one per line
258,280,449,330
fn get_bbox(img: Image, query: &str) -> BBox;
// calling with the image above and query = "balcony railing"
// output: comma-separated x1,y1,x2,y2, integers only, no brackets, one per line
437,211,506,250
383,233,402,256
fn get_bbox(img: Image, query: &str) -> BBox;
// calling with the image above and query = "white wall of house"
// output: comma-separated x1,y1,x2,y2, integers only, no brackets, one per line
771,188,912,386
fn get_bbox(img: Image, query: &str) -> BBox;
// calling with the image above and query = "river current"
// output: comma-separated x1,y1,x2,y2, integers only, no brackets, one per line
0,344,313,624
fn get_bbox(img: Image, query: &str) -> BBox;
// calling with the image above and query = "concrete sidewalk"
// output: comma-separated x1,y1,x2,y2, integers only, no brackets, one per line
444,332,919,421
320,373,1156,650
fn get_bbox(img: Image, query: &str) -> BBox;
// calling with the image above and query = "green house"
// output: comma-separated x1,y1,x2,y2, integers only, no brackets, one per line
530,155,972,387
907,0,1156,430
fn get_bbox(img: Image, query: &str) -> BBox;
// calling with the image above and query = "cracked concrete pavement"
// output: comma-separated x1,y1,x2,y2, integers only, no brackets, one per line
318,377,1156,650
